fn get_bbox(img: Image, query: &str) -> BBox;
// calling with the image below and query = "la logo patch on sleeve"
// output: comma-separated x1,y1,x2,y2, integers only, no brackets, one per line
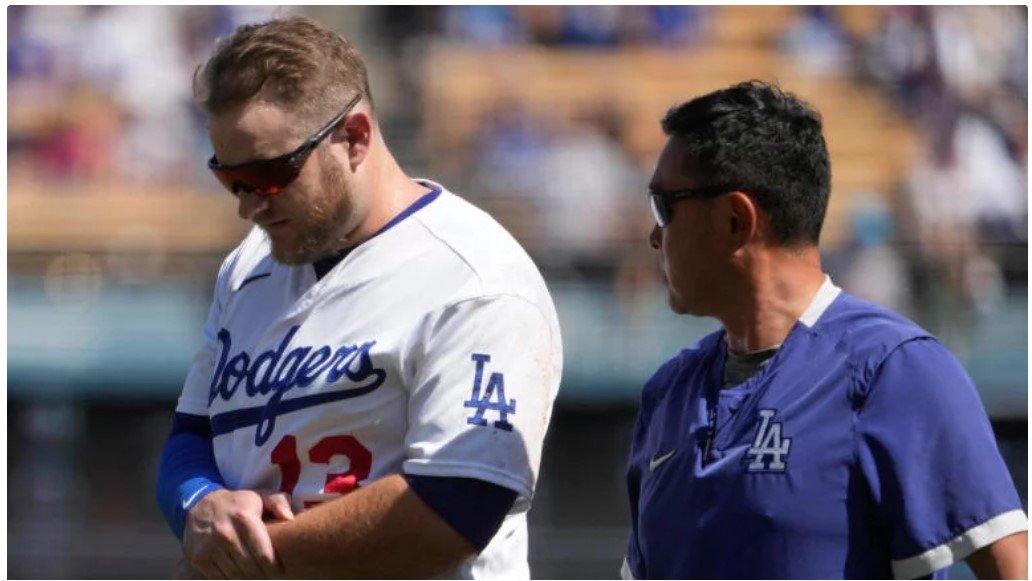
464,353,516,431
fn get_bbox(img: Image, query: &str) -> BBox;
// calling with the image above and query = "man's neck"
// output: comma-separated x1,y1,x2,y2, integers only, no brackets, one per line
342,148,429,250
310,169,431,273
718,248,826,354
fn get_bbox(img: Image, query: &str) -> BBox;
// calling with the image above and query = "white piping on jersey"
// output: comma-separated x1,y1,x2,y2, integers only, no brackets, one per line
797,275,841,328
620,557,636,580
890,509,1028,579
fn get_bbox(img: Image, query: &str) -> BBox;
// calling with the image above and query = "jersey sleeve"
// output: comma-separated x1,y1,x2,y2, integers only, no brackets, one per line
623,355,683,581
402,294,561,512
855,338,1027,579
623,406,649,580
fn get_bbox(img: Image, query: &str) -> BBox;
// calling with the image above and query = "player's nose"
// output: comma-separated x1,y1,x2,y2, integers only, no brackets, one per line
237,190,270,221
649,224,662,250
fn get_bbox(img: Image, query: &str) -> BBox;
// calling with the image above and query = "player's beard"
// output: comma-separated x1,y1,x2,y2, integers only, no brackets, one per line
269,151,354,265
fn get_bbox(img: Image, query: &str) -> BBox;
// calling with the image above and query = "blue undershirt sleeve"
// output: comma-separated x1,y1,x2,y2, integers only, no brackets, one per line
404,474,518,552
156,413,226,541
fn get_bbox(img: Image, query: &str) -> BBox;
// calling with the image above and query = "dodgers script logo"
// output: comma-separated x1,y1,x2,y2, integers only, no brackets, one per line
746,409,791,472
208,326,386,446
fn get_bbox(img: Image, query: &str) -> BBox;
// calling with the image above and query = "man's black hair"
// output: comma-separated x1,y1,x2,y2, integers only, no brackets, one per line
661,80,831,246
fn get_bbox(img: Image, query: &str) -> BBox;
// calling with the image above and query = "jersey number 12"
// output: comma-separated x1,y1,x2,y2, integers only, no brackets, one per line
270,434,372,505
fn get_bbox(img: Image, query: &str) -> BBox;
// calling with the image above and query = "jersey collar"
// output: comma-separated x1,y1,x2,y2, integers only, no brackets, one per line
797,275,841,328
310,182,442,281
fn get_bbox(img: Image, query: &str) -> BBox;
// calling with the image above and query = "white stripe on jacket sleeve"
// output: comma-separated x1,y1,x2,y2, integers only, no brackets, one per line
891,509,1028,579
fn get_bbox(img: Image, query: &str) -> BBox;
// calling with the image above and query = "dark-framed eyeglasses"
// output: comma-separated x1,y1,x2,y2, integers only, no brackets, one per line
208,93,363,197
648,185,732,227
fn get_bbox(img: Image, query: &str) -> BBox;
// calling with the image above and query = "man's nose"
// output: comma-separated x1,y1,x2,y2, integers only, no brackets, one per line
237,190,270,221
649,224,662,250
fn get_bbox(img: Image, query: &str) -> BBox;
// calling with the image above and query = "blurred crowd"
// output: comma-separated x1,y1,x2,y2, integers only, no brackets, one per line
8,6,1028,334
8,5,293,186
429,6,707,47
852,6,1026,339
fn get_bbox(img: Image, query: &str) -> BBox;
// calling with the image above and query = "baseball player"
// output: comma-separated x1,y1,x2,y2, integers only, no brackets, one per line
623,82,1027,579
155,18,562,578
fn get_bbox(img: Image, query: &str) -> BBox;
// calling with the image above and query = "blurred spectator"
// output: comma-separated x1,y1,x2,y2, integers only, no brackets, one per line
442,6,525,46
629,6,707,47
864,6,942,113
7,5,294,189
867,6,1026,147
780,6,851,77
73,6,195,184
930,7,1023,106
900,111,1024,283
858,4,1027,339
438,6,708,48
894,109,1027,348
554,6,622,47
471,99,552,199
470,102,644,281
532,108,643,277
8,6,54,82
825,193,912,316
951,113,1027,246
467,98,554,250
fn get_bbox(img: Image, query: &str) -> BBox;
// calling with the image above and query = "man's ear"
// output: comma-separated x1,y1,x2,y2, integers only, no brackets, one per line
726,191,759,250
336,111,372,170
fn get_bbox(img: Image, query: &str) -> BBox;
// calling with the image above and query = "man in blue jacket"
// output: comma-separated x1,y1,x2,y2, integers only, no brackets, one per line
623,81,1026,579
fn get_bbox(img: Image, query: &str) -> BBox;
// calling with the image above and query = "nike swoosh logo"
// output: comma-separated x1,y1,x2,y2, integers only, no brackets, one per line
182,484,213,510
649,450,676,471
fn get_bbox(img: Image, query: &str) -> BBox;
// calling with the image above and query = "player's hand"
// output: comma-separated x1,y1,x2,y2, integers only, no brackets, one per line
173,558,202,579
183,488,285,579
260,491,295,523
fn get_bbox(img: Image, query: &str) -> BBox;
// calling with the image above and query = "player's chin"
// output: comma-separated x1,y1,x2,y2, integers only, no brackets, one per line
666,287,700,316
270,240,315,266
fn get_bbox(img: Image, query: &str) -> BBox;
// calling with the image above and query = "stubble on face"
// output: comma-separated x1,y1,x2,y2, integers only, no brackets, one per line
269,149,354,265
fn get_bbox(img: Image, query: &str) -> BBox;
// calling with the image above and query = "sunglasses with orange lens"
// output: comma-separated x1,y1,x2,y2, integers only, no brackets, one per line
208,94,362,197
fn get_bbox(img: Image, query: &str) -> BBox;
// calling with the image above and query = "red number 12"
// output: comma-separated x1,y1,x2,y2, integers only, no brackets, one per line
270,434,372,501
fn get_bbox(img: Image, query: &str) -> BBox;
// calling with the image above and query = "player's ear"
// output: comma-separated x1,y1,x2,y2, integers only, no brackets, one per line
336,110,373,170
725,191,758,251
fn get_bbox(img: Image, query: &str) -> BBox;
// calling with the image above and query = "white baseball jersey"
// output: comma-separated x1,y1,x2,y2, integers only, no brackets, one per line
176,181,563,578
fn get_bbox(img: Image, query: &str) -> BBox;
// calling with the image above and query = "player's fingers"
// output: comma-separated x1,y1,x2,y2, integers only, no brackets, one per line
261,492,295,521
187,540,228,580
209,524,258,579
191,557,226,580
173,558,191,579
234,514,280,579
175,557,213,581
223,539,265,580
212,550,247,580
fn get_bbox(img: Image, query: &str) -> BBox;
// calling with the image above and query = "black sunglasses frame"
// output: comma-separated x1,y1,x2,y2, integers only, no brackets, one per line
648,185,732,227
208,93,363,196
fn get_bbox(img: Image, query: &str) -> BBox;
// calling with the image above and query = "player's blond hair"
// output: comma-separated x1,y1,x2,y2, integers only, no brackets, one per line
194,17,373,130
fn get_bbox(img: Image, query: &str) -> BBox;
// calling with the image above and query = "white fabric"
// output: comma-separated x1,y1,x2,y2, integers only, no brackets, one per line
620,557,636,580
891,509,1028,579
177,184,563,578
797,275,841,328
